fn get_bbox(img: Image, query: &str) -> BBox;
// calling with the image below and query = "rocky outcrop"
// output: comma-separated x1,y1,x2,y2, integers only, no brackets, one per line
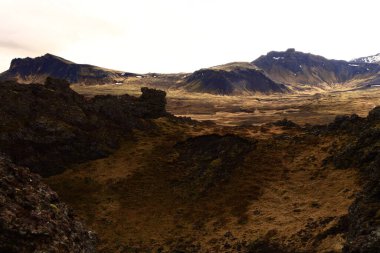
90,87,167,128
0,53,135,84
183,62,288,95
328,107,380,252
0,78,169,176
0,155,96,252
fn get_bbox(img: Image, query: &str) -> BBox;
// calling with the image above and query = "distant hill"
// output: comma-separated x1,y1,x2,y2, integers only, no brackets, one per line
0,53,136,84
252,49,380,90
2,50,380,94
182,62,289,95
351,53,380,64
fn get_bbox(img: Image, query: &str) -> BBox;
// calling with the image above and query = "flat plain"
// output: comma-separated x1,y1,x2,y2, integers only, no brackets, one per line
72,76,380,126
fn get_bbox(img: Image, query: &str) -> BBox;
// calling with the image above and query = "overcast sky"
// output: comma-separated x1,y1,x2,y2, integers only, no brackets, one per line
1,0,380,73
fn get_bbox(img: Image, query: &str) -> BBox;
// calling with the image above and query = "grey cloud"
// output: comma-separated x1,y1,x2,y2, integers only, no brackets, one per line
0,40,31,51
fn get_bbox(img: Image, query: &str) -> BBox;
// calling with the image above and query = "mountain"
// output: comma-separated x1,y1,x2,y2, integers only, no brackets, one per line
0,53,136,84
351,53,380,64
182,62,289,95
252,48,380,90
2,50,380,94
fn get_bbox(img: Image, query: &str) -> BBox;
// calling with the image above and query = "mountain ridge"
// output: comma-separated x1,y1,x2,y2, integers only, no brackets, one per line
351,53,380,64
0,53,136,84
2,50,380,94
252,48,380,90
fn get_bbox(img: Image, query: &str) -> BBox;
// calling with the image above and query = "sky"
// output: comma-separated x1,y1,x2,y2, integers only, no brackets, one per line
1,0,380,73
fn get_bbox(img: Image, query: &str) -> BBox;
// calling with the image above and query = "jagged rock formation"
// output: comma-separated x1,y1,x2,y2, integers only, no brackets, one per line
0,155,96,252
0,78,168,176
0,53,135,84
252,49,380,90
183,62,288,95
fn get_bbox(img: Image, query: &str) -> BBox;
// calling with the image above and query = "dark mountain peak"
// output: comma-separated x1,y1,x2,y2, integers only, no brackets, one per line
42,53,74,63
183,62,289,95
1,54,132,84
257,49,329,64
253,49,380,87
351,53,380,64
286,48,296,53
9,53,74,71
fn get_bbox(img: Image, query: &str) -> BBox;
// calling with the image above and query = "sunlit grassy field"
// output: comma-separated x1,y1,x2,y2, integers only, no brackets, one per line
72,80,380,126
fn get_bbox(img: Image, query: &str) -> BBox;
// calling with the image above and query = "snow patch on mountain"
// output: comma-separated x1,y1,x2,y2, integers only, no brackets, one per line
351,53,380,64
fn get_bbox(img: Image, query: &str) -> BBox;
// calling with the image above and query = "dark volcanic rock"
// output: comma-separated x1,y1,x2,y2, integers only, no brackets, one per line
0,78,169,176
183,62,288,95
272,118,300,129
330,107,380,252
246,238,291,253
173,134,254,195
0,155,96,252
0,53,135,84
91,87,167,126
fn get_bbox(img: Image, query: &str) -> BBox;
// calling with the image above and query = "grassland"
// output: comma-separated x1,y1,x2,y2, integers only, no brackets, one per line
43,79,380,252
72,78,380,126
46,117,360,252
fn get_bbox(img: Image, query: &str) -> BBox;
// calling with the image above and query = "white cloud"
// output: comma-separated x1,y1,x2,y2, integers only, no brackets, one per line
1,0,380,73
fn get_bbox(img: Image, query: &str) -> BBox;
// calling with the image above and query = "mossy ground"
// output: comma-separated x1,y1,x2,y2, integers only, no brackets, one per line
47,118,360,252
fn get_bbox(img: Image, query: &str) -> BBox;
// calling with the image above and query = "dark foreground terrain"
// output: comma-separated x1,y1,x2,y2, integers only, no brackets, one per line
0,79,379,252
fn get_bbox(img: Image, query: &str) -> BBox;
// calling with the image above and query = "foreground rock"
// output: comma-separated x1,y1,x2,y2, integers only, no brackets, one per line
327,107,380,252
0,155,96,252
0,78,168,176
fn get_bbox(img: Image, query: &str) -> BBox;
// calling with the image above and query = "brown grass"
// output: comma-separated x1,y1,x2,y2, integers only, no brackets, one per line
46,118,360,252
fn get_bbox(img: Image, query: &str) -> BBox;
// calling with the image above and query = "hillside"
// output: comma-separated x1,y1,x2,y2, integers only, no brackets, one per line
351,53,380,64
252,49,380,91
183,62,289,95
46,106,380,252
0,78,379,252
0,54,136,84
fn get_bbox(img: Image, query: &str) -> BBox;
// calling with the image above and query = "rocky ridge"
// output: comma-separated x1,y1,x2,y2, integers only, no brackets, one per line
0,54,136,84
252,49,380,89
0,78,167,176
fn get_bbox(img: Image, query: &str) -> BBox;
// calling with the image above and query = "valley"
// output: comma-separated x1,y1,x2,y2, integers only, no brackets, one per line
72,81,380,126
1,49,380,252
47,117,360,252
2,0,380,251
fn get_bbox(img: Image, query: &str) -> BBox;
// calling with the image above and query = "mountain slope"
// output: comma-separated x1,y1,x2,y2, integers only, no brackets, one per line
183,62,289,95
252,49,380,90
0,53,136,84
351,53,380,64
